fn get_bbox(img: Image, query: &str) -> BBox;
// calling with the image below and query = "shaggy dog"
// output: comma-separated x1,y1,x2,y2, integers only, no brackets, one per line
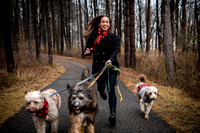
25,89,61,133
67,68,98,133
134,75,158,119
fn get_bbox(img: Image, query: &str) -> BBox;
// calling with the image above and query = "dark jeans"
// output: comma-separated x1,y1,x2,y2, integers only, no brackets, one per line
96,70,117,114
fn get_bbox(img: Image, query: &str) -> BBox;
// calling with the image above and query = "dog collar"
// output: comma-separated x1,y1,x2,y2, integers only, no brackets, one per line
36,99,48,118
138,83,150,93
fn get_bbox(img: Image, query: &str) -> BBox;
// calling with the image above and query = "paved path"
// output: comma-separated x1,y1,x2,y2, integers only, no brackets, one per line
0,57,176,133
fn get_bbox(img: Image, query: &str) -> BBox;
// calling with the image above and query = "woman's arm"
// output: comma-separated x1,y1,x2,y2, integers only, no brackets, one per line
109,35,120,62
84,34,95,55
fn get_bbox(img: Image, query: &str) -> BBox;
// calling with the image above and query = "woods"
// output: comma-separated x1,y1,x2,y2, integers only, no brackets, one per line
0,0,200,96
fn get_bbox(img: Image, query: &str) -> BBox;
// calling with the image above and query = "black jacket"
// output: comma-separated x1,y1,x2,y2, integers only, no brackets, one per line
85,29,120,74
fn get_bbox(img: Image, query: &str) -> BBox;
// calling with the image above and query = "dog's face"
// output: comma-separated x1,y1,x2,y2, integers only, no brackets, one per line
25,91,44,115
68,84,92,114
145,87,158,100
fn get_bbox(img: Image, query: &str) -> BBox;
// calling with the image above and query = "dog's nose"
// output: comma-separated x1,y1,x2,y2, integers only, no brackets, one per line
73,101,79,108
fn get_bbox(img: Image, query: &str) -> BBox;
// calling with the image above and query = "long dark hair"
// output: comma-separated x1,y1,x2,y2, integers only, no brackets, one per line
83,15,111,40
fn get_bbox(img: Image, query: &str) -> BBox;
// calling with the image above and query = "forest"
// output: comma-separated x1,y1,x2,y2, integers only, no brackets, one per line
0,0,200,98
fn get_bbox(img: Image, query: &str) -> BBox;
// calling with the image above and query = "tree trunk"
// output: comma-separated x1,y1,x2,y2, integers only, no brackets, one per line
156,0,161,54
1,0,15,73
31,0,40,61
13,0,19,54
78,0,84,58
45,0,53,64
26,0,32,56
114,0,118,35
162,0,177,83
59,0,64,55
84,0,89,30
93,0,98,17
170,0,175,43
175,0,179,51
124,0,130,67
146,0,151,54
181,0,187,53
50,0,59,53
106,0,110,18
196,0,200,90
138,0,143,50
130,0,136,69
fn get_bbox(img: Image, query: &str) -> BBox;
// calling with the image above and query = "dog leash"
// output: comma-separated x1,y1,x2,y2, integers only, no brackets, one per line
49,65,108,97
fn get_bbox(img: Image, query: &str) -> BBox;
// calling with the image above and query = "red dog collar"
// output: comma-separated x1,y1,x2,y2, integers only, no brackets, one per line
36,99,48,118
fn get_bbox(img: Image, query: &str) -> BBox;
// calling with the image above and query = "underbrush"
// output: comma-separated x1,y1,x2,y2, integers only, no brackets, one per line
118,50,200,98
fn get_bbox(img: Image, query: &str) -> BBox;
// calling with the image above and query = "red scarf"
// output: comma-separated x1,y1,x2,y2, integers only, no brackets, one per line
92,27,111,52
138,83,150,93
36,99,48,118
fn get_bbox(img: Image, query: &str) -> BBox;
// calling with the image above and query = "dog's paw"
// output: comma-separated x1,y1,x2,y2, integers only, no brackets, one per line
145,115,149,120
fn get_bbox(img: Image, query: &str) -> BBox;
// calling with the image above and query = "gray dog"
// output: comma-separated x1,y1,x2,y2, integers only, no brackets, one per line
134,75,158,119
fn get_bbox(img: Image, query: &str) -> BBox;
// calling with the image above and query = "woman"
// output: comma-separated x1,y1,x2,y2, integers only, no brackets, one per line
84,15,120,126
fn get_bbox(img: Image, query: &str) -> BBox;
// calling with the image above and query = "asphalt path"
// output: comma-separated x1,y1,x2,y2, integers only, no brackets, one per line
0,57,176,133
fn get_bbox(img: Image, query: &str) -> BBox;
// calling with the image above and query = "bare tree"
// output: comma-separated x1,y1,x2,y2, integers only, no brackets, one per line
124,0,130,67
78,0,84,58
181,0,187,52
175,0,179,51
31,0,40,61
26,0,32,55
170,0,175,42
130,0,136,69
59,0,64,55
106,0,110,18
162,0,177,83
1,0,15,73
146,0,151,54
45,0,53,64
138,0,143,50
84,0,89,30
156,0,161,54
114,0,119,35
13,0,19,54
93,0,98,17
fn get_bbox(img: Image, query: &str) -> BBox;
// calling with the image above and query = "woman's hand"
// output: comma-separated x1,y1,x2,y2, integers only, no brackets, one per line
84,48,93,55
105,59,112,65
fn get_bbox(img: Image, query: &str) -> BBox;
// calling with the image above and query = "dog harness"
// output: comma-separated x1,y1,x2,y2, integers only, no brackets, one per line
138,83,153,103
36,99,48,118
138,83,150,93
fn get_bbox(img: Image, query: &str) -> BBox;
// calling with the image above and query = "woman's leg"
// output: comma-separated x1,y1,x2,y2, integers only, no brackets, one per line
106,72,117,126
96,73,107,100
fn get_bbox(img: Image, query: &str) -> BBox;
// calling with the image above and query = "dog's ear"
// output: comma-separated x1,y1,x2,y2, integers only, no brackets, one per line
36,87,40,91
144,88,150,96
25,91,29,94
67,83,73,94
67,83,71,90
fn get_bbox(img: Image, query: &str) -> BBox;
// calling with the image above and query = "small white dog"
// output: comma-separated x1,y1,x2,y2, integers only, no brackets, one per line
134,75,158,119
25,89,61,133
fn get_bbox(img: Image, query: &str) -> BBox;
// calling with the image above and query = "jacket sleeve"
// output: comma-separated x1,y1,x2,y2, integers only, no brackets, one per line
85,34,95,56
109,35,120,62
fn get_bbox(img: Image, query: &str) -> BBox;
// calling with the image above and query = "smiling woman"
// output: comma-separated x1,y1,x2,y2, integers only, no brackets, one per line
83,15,120,127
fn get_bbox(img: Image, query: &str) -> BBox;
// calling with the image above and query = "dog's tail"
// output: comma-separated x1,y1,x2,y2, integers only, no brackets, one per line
82,67,90,81
138,74,147,82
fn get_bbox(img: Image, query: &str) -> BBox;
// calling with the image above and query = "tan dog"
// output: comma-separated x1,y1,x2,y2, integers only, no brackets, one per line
134,75,158,119
67,82,98,133
25,89,61,133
